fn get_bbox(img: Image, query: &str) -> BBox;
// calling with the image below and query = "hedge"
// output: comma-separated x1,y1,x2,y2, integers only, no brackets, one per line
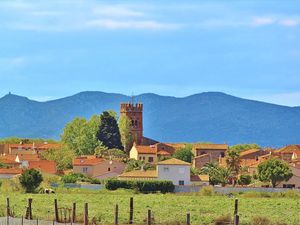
105,179,175,193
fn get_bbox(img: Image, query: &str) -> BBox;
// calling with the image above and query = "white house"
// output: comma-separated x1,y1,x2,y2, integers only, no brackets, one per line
157,158,191,186
119,158,191,186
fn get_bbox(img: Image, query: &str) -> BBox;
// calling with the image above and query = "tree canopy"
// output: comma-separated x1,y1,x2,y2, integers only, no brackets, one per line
257,158,293,187
173,145,194,163
41,144,74,171
19,169,43,193
97,111,123,149
229,143,260,152
119,115,132,154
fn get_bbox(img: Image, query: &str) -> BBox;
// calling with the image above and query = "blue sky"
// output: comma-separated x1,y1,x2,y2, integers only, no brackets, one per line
0,1,299,106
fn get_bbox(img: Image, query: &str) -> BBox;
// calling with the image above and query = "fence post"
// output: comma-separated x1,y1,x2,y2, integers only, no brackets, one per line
72,203,76,223
84,203,88,225
6,197,10,217
37,218,39,225
114,204,119,225
28,198,33,220
147,209,151,225
129,197,133,224
186,212,191,225
234,214,239,225
234,199,238,215
54,199,59,222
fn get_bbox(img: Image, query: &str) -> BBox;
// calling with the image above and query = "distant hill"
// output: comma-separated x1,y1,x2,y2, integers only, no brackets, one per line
0,91,299,147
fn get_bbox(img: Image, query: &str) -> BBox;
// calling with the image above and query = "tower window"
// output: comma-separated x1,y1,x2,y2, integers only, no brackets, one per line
135,120,138,127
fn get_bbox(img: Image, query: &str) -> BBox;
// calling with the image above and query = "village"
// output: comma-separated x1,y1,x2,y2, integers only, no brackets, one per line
0,102,299,191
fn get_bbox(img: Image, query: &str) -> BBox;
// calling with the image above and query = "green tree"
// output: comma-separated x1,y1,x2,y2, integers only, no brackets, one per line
119,115,132,154
225,149,241,186
173,145,194,163
41,145,74,172
238,174,252,186
61,117,101,155
257,158,293,187
125,159,155,172
201,162,231,186
19,169,43,193
229,143,260,152
97,111,123,149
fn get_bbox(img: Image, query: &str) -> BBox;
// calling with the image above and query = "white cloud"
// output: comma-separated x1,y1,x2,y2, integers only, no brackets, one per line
93,6,144,17
251,16,300,27
86,19,180,30
279,19,299,27
251,17,275,26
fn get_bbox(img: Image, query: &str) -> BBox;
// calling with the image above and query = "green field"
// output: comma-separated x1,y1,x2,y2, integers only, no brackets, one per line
0,189,299,225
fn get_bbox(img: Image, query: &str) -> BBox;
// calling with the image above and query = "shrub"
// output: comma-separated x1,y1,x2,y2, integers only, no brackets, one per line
61,174,77,183
251,216,270,225
199,186,215,196
238,174,252,186
105,179,175,193
19,169,43,193
214,214,232,225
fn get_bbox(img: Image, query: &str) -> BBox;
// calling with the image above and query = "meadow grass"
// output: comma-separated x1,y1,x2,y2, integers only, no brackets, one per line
0,189,299,225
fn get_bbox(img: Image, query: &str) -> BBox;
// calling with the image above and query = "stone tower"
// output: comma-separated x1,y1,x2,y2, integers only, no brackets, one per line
120,102,143,145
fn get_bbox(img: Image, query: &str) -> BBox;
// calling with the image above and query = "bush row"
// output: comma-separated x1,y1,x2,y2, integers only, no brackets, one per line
61,173,101,184
105,179,175,193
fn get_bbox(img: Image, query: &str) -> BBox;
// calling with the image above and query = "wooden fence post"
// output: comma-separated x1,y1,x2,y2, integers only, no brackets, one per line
129,197,134,224
234,199,238,215
6,197,10,217
28,198,33,220
234,214,239,225
21,216,24,225
147,209,151,225
72,203,76,223
114,204,119,225
186,212,191,225
84,203,88,225
54,199,59,222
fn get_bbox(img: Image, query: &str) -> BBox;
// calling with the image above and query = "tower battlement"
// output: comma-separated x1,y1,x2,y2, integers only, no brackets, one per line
120,103,143,113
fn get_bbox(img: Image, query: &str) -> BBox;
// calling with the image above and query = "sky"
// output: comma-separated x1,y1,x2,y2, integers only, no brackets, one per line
0,1,299,106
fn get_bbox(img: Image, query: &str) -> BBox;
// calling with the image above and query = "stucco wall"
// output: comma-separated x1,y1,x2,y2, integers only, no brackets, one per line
157,164,191,185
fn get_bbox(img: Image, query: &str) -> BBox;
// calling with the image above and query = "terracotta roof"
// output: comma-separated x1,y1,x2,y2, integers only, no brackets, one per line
157,158,191,166
240,149,261,156
119,170,158,178
0,168,22,175
135,145,157,154
17,154,40,162
0,155,20,164
191,175,209,182
73,157,104,166
157,150,171,156
275,145,300,154
28,160,57,174
193,144,228,150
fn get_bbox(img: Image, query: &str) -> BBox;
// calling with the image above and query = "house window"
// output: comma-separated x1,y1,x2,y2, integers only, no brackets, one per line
148,157,154,162
108,167,111,171
179,180,185,186
163,167,169,172
82,167,88,173
139,157,142,160
220,152,225,158
143,157,145,160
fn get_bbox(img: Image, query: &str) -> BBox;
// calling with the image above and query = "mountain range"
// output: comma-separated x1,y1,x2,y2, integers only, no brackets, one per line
0,91,299,147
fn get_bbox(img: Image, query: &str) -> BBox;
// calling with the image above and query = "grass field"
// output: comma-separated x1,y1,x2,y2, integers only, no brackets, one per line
0,189,299,225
